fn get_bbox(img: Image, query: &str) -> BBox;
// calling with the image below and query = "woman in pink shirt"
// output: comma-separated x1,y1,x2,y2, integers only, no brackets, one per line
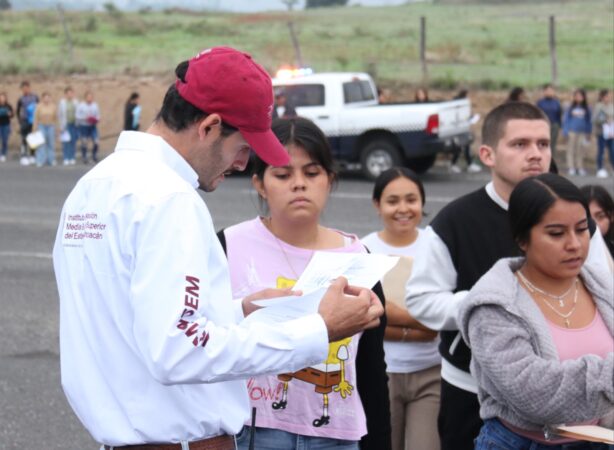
218,117,390,450
459,173,613,449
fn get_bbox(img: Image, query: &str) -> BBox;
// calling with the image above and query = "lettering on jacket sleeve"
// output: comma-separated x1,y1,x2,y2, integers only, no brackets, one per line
176,275,210,348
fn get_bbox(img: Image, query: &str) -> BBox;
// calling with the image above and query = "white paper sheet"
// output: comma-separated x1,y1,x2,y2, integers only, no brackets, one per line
245,252,398,326
293,251,399,292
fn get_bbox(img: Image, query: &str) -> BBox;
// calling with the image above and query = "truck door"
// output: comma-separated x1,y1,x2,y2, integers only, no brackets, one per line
274,83,341,152
435,99,472,140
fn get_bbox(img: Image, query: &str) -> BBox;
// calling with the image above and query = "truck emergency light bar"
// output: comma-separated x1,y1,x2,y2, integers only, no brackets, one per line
275,67,314,80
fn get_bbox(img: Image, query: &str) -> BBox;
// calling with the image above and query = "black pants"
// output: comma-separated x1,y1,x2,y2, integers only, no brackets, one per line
19,122,33,156
438,378,482,450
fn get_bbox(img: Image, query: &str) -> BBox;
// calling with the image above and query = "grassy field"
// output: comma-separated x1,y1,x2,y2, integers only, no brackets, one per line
0,0,612,89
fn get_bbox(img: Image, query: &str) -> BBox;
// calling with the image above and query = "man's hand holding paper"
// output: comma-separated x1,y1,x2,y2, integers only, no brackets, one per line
243,251,398,342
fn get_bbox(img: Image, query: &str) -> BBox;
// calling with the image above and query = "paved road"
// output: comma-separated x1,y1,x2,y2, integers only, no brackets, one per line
0,159,610,450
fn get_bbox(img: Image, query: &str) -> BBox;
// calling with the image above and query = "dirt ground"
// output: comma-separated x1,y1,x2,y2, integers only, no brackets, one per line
0,75,589,167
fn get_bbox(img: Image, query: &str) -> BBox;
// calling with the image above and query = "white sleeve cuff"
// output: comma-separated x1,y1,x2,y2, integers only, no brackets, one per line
232,298,245,323
279,313,329,367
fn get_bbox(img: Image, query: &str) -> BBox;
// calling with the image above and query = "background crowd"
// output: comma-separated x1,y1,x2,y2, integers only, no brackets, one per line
0,81,141,167
0,81,613,180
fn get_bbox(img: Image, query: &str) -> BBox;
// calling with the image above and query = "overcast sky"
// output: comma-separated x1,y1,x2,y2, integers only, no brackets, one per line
15,0,417,12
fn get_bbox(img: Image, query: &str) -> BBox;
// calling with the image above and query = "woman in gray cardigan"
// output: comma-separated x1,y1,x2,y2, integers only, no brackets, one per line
458,173,613,449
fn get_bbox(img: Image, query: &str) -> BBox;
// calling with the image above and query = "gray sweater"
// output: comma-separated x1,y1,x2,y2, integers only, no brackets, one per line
458,257,614,432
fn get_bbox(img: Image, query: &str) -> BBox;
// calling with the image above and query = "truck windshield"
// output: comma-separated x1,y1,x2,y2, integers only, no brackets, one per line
343,80,375,104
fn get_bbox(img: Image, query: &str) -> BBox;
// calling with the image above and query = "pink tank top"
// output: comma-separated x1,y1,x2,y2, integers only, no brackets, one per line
504,310,614,444
547,311,613,360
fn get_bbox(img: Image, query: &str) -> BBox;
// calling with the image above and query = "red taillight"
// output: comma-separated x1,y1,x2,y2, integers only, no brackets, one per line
426,114,439,135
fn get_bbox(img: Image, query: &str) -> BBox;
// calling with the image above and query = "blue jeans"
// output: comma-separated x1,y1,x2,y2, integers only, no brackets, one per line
596,135,614,170
62,123,78,161
475,418,613,450
236,426,359,450
79,124,98,162
36,124,55,166
0,124,10,156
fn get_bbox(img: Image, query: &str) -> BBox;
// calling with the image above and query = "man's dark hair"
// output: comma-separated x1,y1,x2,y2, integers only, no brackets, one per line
155,60,237,136
20,80,30,88
482,102,549,148
509,173,590,252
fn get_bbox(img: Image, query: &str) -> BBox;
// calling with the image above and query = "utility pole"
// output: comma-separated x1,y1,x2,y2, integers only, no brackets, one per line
57,3,74,65
549,15,558,86
287,21,304,67
420,16,427,83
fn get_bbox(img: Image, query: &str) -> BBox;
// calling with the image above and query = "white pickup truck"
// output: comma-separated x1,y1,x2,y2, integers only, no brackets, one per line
272,72,473,179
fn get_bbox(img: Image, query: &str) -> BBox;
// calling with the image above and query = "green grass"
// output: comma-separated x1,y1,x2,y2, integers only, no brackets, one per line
0,1,612,89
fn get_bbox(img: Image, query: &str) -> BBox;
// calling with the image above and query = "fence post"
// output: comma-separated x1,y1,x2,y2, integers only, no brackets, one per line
57,3,74,65
287,21,304,68
549,15,558,86
420,16,428,83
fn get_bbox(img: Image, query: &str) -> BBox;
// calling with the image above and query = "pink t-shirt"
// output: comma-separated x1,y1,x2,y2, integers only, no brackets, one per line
505,309,614,444
224,217,368,441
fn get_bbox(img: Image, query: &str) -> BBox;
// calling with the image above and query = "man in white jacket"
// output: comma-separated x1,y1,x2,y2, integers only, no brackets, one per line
53,47,383,450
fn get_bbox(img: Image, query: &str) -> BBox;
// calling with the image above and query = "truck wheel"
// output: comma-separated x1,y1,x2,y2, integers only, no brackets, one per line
406,155,437,174
360,140,401,180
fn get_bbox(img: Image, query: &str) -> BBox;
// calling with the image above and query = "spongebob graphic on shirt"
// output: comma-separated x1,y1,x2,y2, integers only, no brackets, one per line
271,276,355,427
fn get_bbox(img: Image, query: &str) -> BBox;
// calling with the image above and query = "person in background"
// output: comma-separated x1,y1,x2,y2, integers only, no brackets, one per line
581,184,614,257
362,167,440,450
378,87,392,104
123,92,141,131
414,88,429,103
450,89,482,174
0,92,14,163
592,89,614,178
76,91,100,164
32,92,58,167
272,90,297,119
563,88,592,176
58,86,79,166
536,84,563,154
506,87,527,103
219,117,391,450
405,102,612,450
459,173,613,449
16,80,38,166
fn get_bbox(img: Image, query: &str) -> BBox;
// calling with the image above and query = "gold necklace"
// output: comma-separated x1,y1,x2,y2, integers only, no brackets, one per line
264,217,310,280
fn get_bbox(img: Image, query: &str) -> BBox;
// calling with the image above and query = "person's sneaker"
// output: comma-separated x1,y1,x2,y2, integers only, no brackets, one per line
567,168,576,176
596,168,609,178
449,164,462,174
70,159,76,165
0,155,6,163
63,159,69,166
28,156,36,165
467,162,482,173
577,168,587,176
20,156,30,166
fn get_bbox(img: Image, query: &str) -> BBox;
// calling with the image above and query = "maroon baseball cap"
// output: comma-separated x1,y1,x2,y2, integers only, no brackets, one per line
175,47,289,167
